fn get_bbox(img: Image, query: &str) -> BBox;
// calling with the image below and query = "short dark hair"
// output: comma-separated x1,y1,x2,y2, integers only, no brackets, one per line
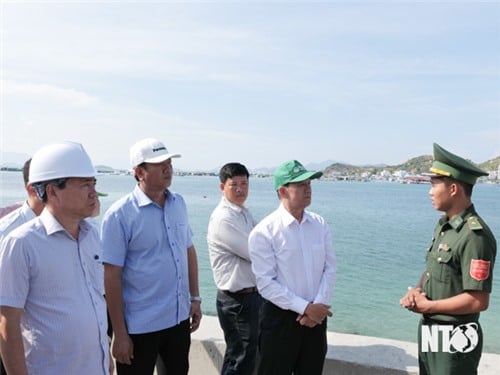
32,178,68,203
219,162,249,183
457,180,473,197
441,176,473,198
23,158,32,186
133,162,147,182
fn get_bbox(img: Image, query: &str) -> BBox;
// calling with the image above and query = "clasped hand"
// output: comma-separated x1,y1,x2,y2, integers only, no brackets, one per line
296,303,333,328
400,287,431,313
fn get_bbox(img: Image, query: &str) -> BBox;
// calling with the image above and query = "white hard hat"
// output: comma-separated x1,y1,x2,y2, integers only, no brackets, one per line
29,141,96,183
130,138,181,167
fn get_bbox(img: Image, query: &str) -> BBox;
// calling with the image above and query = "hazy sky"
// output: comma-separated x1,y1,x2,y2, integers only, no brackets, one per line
1,1,499,171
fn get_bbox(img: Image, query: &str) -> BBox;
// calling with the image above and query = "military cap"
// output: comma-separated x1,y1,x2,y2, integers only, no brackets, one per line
426,143,488,185
273,160,322,190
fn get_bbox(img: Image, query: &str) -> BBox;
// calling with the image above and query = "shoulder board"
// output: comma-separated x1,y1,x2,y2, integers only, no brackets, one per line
467,216,483,231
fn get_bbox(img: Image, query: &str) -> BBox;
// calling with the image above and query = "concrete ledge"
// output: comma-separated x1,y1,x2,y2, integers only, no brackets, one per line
190,316,500,375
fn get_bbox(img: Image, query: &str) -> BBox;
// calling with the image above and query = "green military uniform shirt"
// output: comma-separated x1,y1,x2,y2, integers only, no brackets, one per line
422,204,497,323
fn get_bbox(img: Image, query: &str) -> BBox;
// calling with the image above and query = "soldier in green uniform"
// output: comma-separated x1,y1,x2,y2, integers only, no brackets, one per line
400,143,497,375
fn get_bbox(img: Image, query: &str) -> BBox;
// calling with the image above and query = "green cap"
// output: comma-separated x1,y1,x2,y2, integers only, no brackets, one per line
97,191,108,197
273,160,323,190
426,143,488,185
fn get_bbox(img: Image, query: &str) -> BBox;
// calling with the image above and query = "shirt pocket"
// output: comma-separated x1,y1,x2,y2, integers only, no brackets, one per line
172,222,189,250
431,250,454,283
83,254,105,295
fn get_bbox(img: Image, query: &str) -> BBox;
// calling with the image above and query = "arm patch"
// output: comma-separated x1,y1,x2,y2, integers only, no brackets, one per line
470,259,491,281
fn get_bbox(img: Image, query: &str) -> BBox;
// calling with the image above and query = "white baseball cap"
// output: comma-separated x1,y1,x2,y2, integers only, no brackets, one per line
129,138,181,167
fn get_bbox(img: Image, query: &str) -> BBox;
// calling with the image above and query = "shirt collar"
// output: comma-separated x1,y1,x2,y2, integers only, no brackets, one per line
278,203,311,226
39,209,93,238
21,201,37,220
221,196,245,213
439,204,476,231
133,184,173,207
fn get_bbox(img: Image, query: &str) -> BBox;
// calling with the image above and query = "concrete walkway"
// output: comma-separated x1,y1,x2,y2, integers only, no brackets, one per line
189,316,500,375
113,315,500,374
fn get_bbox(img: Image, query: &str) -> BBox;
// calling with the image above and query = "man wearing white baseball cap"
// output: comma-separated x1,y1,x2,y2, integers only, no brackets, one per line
101,138,202,375
0,141,110,375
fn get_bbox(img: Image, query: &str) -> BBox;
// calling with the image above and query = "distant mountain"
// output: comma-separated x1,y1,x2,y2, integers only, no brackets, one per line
323,155,432,176
95,165,116,173
390,155,434,174
385,154,499,174
250,166,275,175
249,160,339,175
2,152,499,175
323,155,434,176
323,154,500,177
0,162,24,170
479,156,500,172
0,151,30,168
323,162,373,176
305,160,339,171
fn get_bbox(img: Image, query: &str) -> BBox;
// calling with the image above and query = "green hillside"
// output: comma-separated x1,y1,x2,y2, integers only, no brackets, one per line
479,156,500,172
323,154,499,178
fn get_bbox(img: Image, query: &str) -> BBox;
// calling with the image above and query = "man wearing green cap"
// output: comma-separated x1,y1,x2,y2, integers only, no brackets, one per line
400,143,496,375
248,160,336,375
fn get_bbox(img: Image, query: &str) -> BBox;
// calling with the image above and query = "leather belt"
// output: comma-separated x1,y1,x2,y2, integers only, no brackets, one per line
222,287,257,295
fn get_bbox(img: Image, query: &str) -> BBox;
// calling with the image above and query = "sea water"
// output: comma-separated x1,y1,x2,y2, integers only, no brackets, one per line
1,171,499,353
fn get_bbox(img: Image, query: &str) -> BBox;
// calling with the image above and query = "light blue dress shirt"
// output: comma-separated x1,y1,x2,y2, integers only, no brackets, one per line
101,185,194,334
0,209,109,374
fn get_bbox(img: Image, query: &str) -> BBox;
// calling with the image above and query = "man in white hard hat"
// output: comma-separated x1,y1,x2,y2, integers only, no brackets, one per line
0,142,110,375
101,138,202,375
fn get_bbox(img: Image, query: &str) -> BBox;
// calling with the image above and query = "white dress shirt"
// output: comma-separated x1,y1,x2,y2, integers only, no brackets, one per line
248,203,336,315
207,196,257,291
0,201,36,243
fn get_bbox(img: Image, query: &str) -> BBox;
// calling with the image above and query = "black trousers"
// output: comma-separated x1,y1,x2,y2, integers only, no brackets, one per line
116,319,191,375
216,289,261,375
257,300,327,375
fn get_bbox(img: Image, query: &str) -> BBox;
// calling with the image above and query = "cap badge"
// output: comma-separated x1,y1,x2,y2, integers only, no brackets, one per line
429,167,451,177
